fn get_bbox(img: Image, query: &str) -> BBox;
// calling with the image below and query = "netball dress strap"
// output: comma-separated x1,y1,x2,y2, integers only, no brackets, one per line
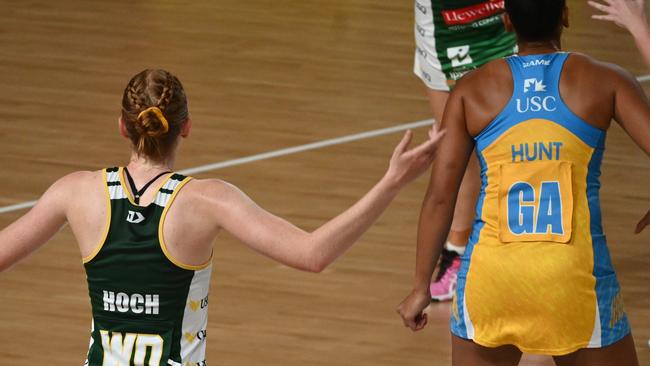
152,173,191,209
123,167,172,205
105,167,128,201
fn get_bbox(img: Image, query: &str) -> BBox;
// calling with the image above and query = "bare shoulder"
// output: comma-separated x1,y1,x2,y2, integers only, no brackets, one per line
183,178,242,198
30,170,103,217
47,170,102,196
453,58,512,97
565,52,637,84
177,178,251,211
449,58,513,134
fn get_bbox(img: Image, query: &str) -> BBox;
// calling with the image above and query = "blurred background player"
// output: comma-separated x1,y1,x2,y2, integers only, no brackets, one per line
589,0,650,69
413,0,517,300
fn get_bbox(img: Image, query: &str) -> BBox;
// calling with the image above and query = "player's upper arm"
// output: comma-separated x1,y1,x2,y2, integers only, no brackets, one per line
196,179,314,271
426,81,475,201
612,65,650,156
0,171,84,271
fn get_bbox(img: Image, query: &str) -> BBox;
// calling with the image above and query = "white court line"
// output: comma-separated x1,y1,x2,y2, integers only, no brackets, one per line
178,119,433,175
0,119,434,215
637,74,650,83
0,200,38,214
1,74,649,215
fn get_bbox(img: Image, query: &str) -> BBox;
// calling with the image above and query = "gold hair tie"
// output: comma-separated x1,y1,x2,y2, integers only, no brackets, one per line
137,106,169,133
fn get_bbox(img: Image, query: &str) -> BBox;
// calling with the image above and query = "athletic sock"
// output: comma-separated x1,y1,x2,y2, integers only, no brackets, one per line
445,241,466,256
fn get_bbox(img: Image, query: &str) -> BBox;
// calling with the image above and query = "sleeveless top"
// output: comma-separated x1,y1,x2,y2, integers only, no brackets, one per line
83,167,211,366
450,53,630,355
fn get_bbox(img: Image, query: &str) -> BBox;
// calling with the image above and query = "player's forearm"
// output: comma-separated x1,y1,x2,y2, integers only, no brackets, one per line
0,213,64,272
306,174,401,272
0,228,18,272
413,191,455,291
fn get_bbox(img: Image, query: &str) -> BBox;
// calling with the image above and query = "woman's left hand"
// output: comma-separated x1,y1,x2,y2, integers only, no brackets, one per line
383,128,445,190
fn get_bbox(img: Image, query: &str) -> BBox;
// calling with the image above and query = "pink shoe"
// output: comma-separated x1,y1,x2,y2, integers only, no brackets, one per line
429,249,461,302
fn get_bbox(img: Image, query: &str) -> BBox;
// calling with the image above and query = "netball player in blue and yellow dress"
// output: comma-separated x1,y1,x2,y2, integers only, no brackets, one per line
398,0,648,365
0,69,442,365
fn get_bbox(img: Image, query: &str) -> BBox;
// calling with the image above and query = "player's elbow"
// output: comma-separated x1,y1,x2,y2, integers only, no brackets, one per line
0,258,12,273
290,259,325,273
301,255,327,273
422,189,448,211
301,245,329,273
308,259,328,273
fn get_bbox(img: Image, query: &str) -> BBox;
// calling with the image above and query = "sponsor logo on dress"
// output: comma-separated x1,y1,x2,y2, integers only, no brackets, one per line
523,59,551,68
610,292,626,327
449,69,472,81
523,78,546,93
421,70,432,83
517,78,556,113
416,24,427,37
103,290,159,315
441,0,504,25
451,294,460,323
416,2,427,14
188,294,209,312
447,45,473,68
126,210,145,224
416,46,427,59
185,361,207,366
184,329,207,343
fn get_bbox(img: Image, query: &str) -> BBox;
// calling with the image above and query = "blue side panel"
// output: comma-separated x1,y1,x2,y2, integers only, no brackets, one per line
587,134,630,345
450,149,489,339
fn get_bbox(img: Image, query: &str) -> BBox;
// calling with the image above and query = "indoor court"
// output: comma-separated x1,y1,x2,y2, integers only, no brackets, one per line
0,0,649,365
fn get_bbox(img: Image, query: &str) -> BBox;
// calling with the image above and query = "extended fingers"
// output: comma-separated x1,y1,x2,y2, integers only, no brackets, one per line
634,220,646,234
409,130,446,157
428,127,446,145
592,14,619,22
634,210,650,234
588,0,615,13
394,130,413,156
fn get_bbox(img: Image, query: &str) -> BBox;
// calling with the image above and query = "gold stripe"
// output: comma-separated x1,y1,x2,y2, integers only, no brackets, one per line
82,169,112,263
153,174,174,203
158,177,212,270
118,167,137,205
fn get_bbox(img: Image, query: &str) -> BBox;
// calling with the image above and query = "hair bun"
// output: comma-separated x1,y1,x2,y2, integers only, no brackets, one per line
136,106,170,137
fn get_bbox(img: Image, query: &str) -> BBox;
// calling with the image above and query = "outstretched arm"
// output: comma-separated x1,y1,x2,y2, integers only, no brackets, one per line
589,0,650,69
610,64,650,232
205,130,444,273
0,174,74,271
613,66,650,155
397,88,474,331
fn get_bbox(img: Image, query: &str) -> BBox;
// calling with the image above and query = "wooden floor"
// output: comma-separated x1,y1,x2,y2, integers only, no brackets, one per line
0,0,648,364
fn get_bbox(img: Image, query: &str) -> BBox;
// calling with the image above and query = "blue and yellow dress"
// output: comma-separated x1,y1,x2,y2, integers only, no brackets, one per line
450,52,630,355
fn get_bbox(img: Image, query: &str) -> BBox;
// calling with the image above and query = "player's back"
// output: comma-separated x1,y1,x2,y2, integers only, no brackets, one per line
83,168,211,366
459,52,621,136
449,52,631,353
